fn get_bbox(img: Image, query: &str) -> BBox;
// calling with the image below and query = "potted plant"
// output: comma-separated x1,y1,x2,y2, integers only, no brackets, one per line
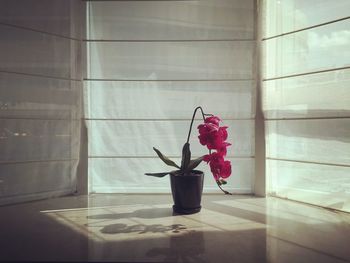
145,106,232,214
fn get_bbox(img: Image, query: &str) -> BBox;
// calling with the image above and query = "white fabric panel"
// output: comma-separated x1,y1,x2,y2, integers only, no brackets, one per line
86,80,255,119
89,158,254,194
87,0,256,193
0,0,83,39
266,119,350,165
263,19,350,79
0,24,80,79
0,72,80,119
89,0,254,40
0,119,80,163
262,0,350,211
0,161,75,201
88,41,254,80
264,0,350,38
0,1,84,205
263,69,350,119
263,0,350,212
267,159,350,212
88,120,253,158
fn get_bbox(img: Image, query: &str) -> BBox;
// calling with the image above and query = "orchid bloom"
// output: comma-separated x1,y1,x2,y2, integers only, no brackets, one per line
198,116,232,184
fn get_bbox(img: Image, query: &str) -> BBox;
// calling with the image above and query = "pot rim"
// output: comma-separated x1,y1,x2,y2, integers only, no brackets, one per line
170,170,204,176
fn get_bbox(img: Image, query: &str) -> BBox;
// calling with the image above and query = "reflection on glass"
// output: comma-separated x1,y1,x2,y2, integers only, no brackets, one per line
264,20,350,79
264,0,350,37
267,159,350,212
263,69,350,118
266,119,350,165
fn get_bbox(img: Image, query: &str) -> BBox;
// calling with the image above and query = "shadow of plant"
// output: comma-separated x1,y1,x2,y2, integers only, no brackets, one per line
100,223,187,235
87,208,174,220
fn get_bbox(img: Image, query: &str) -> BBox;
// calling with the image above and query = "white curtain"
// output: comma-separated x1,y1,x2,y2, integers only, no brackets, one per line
0,0,84,205
262,0,350,212
86,0,257,193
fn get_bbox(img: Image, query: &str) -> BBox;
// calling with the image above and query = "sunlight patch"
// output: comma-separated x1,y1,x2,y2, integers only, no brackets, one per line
42,204,266,242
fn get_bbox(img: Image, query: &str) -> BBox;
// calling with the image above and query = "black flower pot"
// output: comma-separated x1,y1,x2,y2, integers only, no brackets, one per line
170,170,204,214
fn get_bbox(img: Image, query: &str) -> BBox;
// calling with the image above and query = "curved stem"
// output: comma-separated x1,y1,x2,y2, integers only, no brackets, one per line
186,106,212,144
217,183,233,195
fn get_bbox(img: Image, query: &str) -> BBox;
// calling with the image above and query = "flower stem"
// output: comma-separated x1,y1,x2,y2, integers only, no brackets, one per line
217,183,233,195
186,106,212,144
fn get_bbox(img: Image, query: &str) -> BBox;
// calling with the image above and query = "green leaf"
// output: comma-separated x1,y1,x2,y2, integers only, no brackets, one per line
220,179,227,185
186,156,204,172
181,142,191,171
145,172,169,178
153,147,180,169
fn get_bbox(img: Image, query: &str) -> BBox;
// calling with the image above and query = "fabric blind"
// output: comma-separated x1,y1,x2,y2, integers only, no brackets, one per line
86,0,257,193
262,0,350,212
0,0,84,205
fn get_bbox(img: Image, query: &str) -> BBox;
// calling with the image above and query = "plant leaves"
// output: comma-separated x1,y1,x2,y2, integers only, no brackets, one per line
181,142,191,171
145,172,169,177
186,156,204,172
153,147,180,169
220,179,227,185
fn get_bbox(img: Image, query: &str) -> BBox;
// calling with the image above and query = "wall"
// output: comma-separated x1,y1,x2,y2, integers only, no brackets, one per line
262,0,350,212
0,0,85,205
85,0,257,193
